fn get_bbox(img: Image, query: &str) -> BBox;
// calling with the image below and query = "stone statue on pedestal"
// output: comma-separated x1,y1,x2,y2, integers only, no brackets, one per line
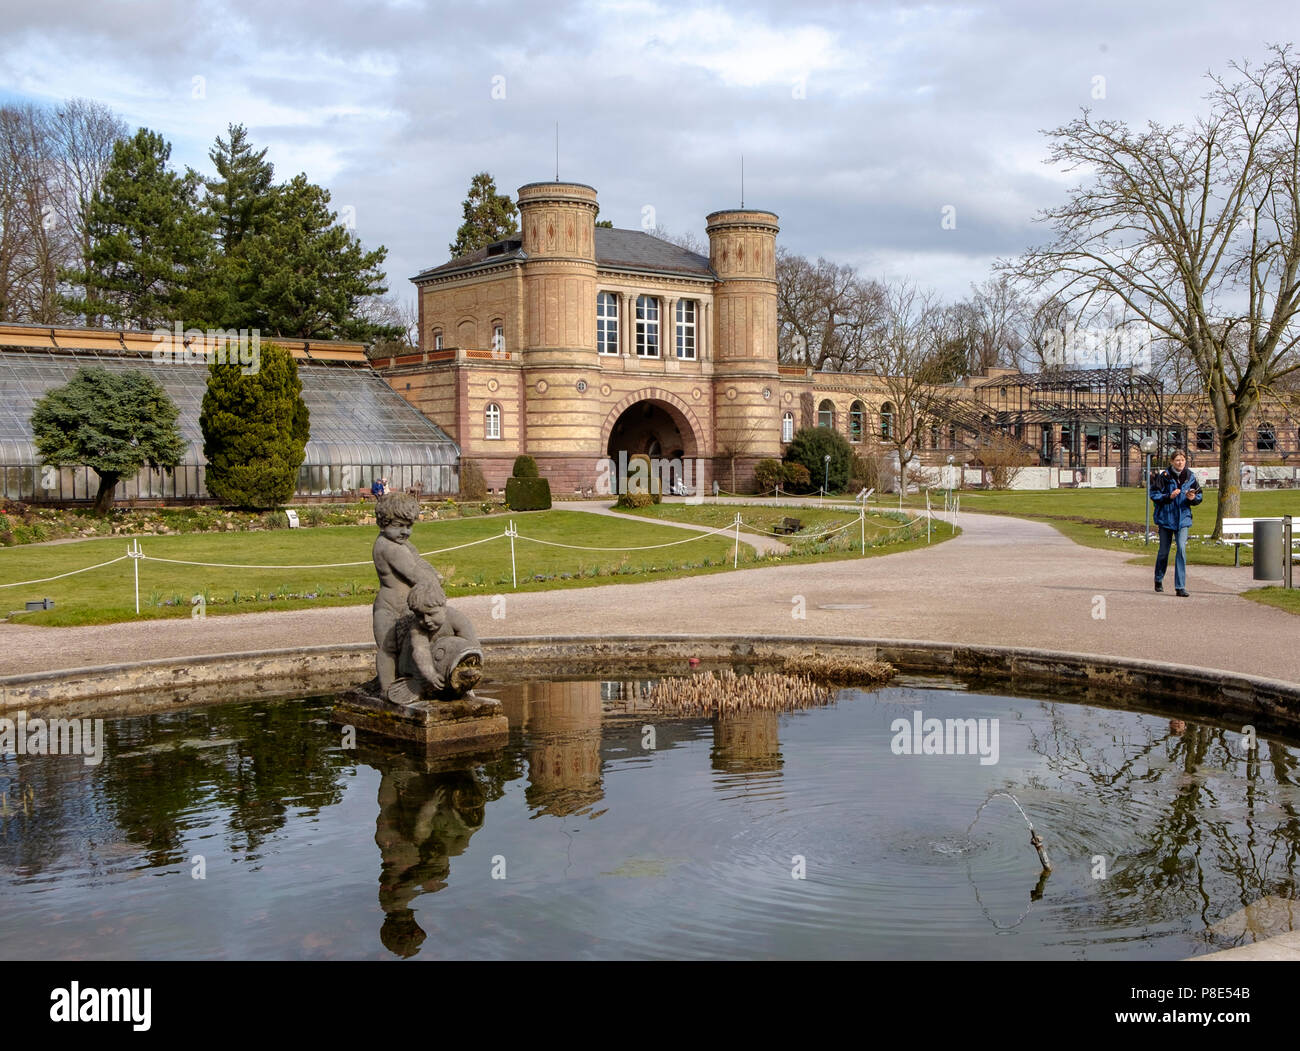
370,492,481,704
335,493,504,748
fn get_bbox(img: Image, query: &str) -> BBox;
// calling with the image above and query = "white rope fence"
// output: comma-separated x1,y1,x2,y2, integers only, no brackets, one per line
0,505,946,609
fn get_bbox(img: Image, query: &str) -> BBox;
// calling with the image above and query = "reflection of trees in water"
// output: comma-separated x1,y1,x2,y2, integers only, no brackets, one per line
1025,701,1300,940
102,699,348,867
357,741,511,958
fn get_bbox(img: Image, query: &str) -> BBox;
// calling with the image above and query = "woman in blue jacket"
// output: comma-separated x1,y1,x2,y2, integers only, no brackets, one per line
1149,449,1203,596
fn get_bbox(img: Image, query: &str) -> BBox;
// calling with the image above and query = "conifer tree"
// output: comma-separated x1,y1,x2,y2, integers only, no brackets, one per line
31,367,186,513
448,172,518,257
63,128,211,328
200,342,310,508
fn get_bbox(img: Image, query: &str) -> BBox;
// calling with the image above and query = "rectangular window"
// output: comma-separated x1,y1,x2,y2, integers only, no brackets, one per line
675,299,696,359
636,296,659,357
597,292,619,355
433,332,443,350
492,325,504,354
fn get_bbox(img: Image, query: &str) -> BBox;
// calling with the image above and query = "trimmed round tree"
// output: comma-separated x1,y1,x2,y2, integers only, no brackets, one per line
200,342,309,508
31,366,186,513
784,426,852,493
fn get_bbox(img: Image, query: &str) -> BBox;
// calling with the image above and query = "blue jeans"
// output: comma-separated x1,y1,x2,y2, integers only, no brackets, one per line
1155,525,1189,590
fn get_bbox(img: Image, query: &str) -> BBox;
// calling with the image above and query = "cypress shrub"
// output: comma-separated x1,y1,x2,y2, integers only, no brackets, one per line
512,455,539,479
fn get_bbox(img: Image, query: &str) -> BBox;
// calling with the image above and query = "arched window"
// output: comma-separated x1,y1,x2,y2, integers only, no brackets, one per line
485,403,501,440
930,421,940,449
880,402,894,440
849,401,865,443
636,295,660,357
1257,422,1276,451
782,412,794,443
597,292,619,355
818,399,834,429
491,323,505,354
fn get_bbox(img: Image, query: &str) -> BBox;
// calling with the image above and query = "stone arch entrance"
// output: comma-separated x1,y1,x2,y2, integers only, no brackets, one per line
602,392,704,494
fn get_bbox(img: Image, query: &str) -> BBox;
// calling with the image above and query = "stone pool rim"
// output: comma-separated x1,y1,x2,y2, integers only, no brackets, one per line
0,634,1297,731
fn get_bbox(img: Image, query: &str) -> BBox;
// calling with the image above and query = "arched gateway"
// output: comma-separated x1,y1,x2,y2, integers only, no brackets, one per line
602,392,705,494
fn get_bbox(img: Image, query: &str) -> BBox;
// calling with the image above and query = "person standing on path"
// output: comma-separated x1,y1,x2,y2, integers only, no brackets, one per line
1149,449,1203,597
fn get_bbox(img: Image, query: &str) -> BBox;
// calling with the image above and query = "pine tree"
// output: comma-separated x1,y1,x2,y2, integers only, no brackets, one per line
31,367,186,513
448,172,518,257
240,174,390,339
62,128,212,328
201,124,275,328
200,341,310,508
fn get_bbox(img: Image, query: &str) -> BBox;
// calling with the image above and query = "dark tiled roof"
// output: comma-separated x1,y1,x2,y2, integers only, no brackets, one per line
413,229,712,282
594,228,711,276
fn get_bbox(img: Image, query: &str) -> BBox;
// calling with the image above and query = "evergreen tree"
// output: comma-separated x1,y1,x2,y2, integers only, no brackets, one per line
31,367,186,513
205,123,275,253
63,128,212,328
448,172,518,257
201,124,275,328
200,341,310,508
240,174,390,339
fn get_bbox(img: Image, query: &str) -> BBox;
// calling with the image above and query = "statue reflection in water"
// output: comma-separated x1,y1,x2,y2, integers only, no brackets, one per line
357,741,500,958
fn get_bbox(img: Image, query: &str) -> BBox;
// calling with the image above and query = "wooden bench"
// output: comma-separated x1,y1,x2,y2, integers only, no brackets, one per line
1221,517,1300,566
774,517,803,535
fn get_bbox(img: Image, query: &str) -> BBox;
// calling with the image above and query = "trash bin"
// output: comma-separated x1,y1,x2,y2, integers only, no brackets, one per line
1253,519,1285,580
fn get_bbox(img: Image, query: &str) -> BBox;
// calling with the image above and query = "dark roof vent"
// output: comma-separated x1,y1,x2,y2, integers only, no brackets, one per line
486,238,522,257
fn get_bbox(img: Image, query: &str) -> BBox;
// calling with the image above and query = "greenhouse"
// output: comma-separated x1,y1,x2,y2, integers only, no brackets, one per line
0,326,461,503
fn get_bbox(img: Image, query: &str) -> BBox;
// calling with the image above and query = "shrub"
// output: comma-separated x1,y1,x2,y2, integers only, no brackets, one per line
783,462,812,492
460,458,488,500
784,427,852,492
615,491,655,509
512,455,539,479
505,477,552,511
200,342,309,509
754,458,784,493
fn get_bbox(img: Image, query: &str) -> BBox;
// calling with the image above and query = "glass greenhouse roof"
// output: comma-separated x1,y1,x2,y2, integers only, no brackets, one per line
0,345,458,468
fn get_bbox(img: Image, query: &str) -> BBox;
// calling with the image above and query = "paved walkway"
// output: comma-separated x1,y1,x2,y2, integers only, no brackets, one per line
1,509,1297,681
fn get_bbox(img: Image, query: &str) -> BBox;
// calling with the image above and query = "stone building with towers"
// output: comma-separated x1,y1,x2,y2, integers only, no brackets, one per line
376,180,785,493
371,179,1300,496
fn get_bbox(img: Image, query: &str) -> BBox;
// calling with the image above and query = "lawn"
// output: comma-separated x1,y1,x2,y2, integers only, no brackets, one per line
0,506,954,627
1243,587,1300,616
895,486,1300,567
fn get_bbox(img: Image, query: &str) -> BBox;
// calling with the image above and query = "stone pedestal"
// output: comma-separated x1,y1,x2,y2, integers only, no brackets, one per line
333,688,509,751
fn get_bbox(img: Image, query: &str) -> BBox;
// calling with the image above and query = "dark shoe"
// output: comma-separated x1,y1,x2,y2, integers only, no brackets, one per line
1176,589,1189,597
1154,582,1163,593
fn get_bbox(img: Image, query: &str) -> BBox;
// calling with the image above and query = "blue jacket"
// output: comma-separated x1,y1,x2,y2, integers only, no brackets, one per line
1149,466,1203,529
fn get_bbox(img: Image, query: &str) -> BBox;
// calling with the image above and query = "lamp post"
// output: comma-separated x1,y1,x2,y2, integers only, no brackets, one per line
1139,435,1159,545
946,454,955,510
823,454,831,500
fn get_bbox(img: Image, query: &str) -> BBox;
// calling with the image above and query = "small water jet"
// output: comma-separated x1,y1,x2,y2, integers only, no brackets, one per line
968,791,1052,873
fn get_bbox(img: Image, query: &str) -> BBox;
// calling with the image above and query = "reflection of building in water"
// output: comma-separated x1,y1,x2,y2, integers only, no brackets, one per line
519,680,605,817
361,744,494,958
711,711,783,776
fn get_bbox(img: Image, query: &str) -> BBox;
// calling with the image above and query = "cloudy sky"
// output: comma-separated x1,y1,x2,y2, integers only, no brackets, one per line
0,0,1291,305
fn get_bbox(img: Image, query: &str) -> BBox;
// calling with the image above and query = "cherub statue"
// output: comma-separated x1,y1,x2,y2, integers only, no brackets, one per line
387,580,483,704
370,492,481,705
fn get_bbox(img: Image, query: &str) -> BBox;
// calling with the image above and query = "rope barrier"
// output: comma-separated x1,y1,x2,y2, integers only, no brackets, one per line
137,532,506,570
0,554,129,589
512,523,738,552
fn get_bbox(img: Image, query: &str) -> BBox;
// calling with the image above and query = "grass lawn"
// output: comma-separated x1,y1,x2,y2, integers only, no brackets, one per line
891,486,1300,567
0,506,954,627
617,501,929,541
1243,587,1300,616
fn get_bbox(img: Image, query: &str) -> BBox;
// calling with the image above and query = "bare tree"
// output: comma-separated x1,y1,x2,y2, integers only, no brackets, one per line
860,279,946,503
776,247,886,370
46,99,128,325
1010,45,1300,535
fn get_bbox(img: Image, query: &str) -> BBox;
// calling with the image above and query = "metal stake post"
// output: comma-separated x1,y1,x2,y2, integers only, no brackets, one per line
734,513,741,568
507,521,517,589
127,539,143,614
